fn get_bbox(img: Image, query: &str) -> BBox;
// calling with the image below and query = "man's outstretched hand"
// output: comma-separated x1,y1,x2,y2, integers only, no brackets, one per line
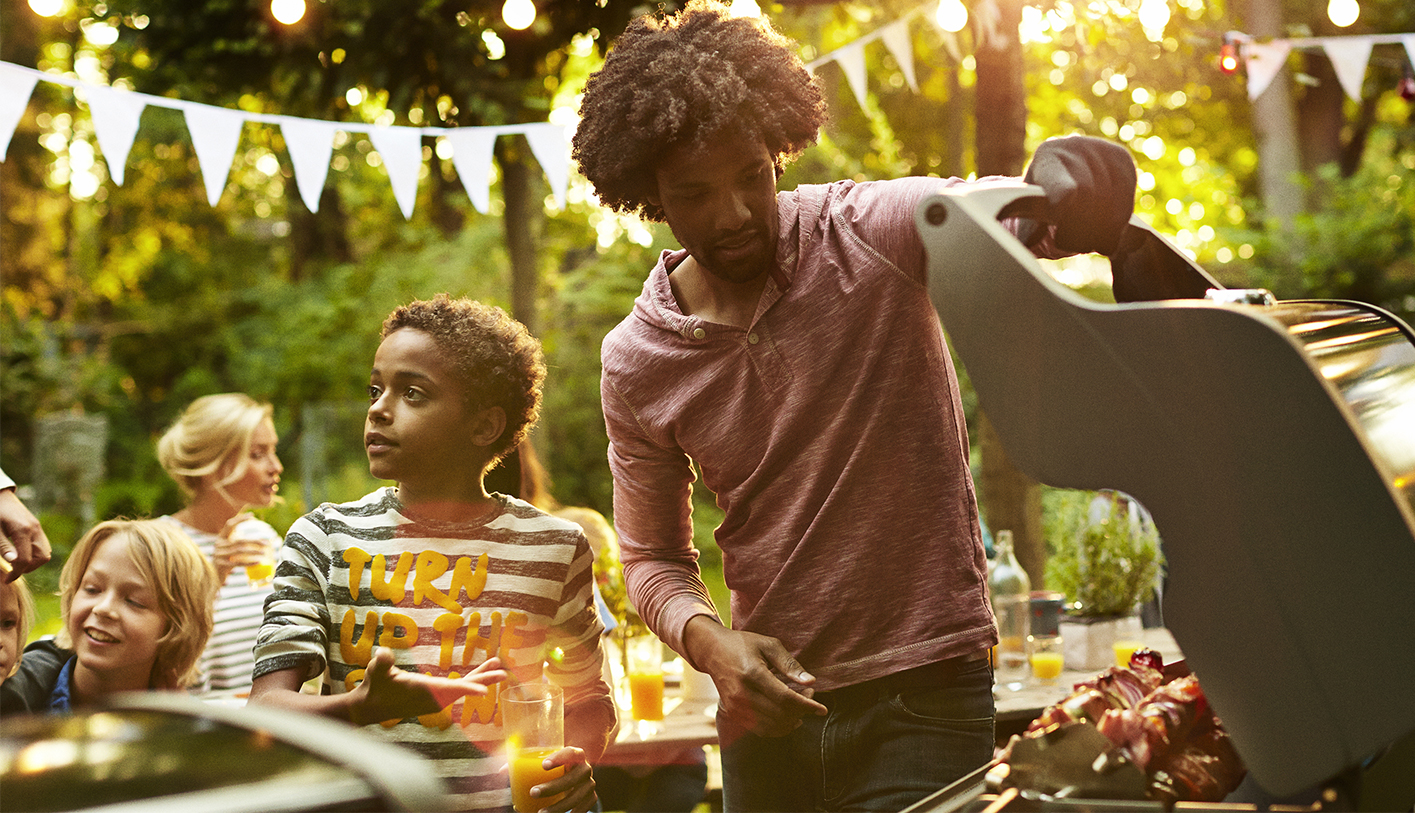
1023,135,1137,256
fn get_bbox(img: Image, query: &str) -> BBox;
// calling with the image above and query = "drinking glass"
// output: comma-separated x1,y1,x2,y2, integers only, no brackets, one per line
626,633,665,722
234,519,279,588
502,683,565,813
1028,634,1065,686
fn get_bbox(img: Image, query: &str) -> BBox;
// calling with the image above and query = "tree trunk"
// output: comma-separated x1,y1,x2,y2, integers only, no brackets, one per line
497,136,540,337
972,0,1043,588
1246,0,1304,230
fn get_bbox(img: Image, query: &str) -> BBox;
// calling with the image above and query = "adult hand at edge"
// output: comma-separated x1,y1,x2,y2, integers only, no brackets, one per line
0,487,51,581
684,615,827,738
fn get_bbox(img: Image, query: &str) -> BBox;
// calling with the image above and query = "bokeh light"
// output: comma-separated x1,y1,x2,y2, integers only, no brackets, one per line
1327,0,1359,27
935,0,968,34
502,0,536,30
271,0,305,25
729,0,761,18
28,0,64,17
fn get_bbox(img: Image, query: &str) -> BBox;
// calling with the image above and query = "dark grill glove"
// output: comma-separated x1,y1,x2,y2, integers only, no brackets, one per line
1022,135,1137,256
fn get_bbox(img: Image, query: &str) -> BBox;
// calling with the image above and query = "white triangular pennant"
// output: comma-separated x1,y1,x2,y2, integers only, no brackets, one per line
835,42,869,111
523,123,568,208
1322,36,1373,101
880,20,919,93
369,125,424,220
445,129,497,214
1401,35,1415,75
0,64,39,160
1244,40,1292,102
85,85,146,185
279,117,337,213
183,104,245,206
940,29,963,65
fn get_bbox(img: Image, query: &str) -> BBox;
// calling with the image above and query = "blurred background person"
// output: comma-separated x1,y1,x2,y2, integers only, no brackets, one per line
1,574,36,685
157,393,284,700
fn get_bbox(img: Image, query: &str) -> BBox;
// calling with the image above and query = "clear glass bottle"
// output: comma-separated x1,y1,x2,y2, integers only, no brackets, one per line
989,529,1031,690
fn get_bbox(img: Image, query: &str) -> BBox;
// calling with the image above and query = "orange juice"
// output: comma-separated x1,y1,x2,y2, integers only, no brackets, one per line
245,561,274,586
628,671,664,720
1030,651,1064,680
510,746,565,813
1114,640,1143,668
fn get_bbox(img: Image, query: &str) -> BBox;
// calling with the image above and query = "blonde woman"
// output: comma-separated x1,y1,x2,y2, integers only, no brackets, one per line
0,519,217,713
157,393,283,699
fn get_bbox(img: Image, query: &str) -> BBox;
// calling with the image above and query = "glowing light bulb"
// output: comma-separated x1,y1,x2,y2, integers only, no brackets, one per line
935,0,968,33
1327,0,1358,27
271,0,305,25
1138,0,1170,36
728,0,761,18
502,0,536,30
28,0,64,17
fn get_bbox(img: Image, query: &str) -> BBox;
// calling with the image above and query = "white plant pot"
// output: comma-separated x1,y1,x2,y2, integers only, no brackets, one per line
1058,613,1143,672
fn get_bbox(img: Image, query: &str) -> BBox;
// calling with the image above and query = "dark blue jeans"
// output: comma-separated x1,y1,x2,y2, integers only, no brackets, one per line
719,656,994,812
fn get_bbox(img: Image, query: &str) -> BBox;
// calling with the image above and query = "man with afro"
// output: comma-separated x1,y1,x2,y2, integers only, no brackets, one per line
573,2,1137,809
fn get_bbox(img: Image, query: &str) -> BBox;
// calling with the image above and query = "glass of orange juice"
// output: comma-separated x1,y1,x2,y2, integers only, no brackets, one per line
626,633,665,722
1028,634,1064,685
234,519,279,588
1114,639,1144,669
502,683,565,813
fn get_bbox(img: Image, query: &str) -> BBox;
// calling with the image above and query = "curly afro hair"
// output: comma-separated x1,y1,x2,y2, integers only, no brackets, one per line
381,294,545,465
572,0,827,222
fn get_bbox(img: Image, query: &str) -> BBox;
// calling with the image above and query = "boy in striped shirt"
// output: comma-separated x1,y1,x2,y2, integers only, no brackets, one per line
251,294,616,812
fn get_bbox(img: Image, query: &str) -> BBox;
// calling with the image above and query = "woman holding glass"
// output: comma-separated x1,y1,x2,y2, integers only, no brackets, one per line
157,393,284,700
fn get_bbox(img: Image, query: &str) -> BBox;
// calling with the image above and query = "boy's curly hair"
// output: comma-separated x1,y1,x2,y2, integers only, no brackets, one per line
572,0,827,222
382,294,545,465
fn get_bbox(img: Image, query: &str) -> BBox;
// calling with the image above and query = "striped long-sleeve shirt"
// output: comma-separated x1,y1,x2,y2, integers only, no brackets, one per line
253,487,610,812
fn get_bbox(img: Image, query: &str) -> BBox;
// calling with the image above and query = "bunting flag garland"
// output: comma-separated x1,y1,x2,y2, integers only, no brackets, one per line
0,60,567,220
0,5,937,218
804,2,958,112
1236,32,1415,103
0,4,943,218
0,67,38,159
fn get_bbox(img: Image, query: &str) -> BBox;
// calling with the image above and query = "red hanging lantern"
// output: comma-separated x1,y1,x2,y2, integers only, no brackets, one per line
1218,37,1241,75
1400,69,1415,102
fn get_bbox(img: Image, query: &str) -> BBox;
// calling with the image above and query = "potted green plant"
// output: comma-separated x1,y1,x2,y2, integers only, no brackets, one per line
1044,490,1164,670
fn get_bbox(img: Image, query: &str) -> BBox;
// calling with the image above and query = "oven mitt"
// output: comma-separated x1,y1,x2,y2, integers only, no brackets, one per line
1023,135,1137,256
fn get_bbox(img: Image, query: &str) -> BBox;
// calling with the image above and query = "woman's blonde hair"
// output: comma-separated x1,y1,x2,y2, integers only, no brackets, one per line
157,393,273,501
56,519,218,689
4,576,36,678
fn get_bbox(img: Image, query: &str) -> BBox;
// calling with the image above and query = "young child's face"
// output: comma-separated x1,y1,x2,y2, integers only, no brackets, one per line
366,328,487,503
68,536,168,688
0,582,22,682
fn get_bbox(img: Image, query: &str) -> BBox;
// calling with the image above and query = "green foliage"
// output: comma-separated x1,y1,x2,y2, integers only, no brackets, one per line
1234,127,1415,324
1044,491,1163,617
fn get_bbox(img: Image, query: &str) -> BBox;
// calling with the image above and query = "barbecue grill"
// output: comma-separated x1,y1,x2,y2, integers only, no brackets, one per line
912,183,1415,811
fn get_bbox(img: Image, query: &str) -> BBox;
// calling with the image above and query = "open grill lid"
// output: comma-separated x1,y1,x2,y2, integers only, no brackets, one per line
915,183,1415,797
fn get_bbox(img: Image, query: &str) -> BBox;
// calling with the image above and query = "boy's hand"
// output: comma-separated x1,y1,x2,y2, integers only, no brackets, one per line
683,616,827,738
513,746,599,813
351,649,508,725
